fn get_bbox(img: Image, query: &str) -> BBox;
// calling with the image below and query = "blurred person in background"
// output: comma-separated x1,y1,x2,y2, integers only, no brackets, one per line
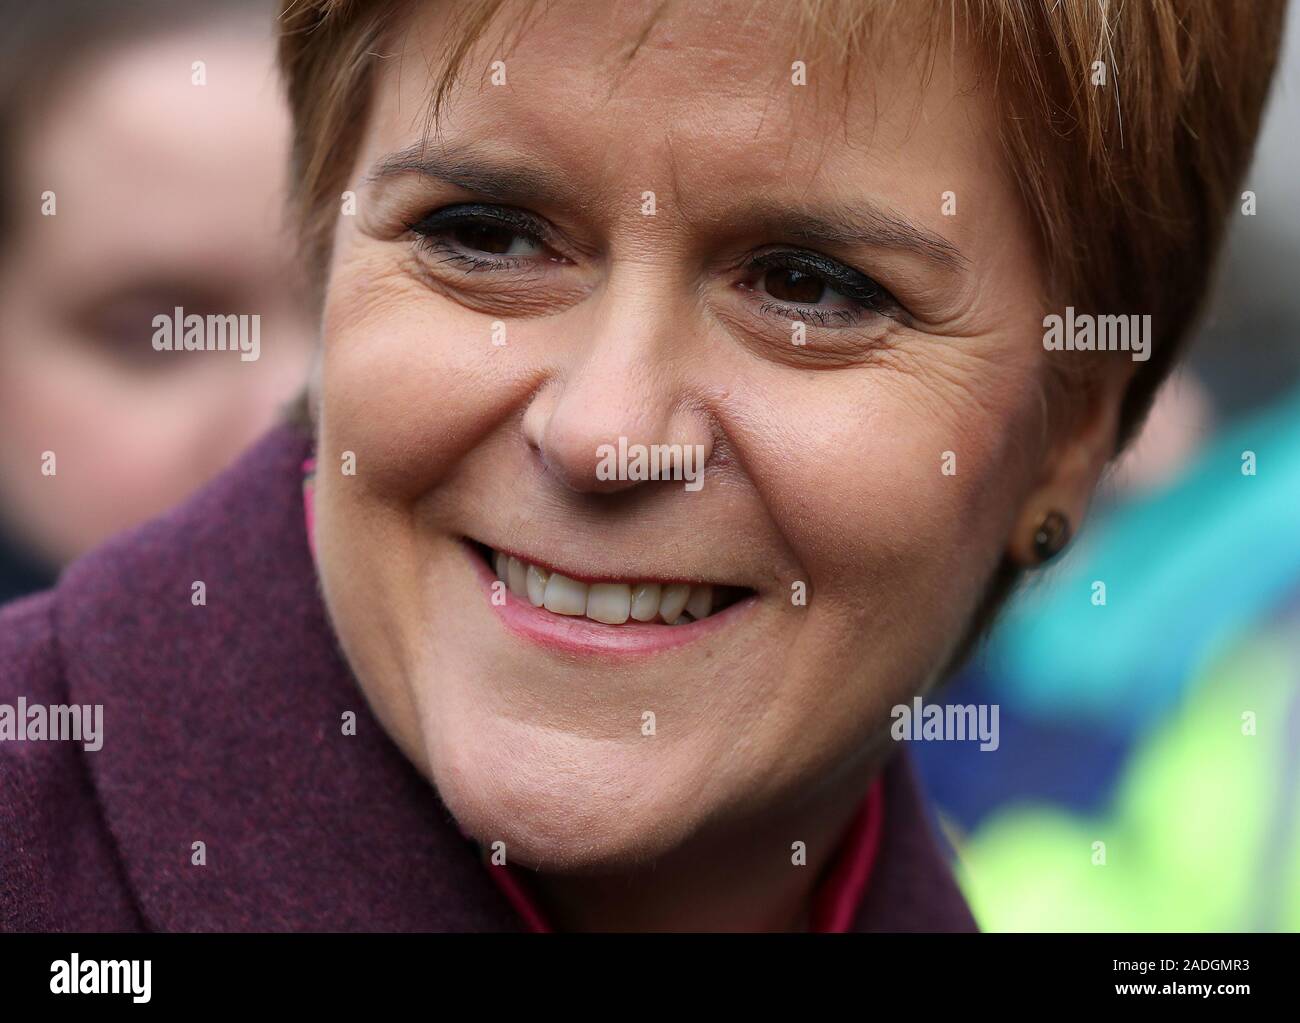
0,0,314,604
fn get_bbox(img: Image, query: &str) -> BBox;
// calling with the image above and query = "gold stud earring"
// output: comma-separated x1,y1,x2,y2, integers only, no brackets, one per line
1032,510,1071,564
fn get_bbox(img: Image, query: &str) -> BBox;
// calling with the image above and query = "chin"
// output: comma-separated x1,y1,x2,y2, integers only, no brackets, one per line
424,716,701,873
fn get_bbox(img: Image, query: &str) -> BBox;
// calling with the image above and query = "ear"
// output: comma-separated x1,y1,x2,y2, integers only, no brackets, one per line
1007,357,1138,566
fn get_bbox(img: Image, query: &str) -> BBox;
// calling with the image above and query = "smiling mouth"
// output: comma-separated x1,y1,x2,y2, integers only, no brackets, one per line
468,540,752,626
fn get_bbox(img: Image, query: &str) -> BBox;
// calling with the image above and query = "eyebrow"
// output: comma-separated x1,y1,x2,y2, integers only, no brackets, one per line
729,200,969,273
368,145,969,273
367,144,582,208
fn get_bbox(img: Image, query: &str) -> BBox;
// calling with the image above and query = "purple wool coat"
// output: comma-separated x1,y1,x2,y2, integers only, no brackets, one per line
0,423,978,932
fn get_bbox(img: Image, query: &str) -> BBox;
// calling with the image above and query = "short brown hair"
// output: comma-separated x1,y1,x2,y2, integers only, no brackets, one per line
277,0,1286,447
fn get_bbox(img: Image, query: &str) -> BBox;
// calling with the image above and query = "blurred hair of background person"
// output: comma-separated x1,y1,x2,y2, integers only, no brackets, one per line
0,0,314,604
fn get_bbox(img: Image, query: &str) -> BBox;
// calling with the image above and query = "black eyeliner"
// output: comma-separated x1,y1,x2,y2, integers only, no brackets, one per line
408,202,551,244
746,249,891,306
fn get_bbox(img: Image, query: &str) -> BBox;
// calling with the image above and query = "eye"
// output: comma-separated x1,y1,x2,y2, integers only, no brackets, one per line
762,268,829,304
443,221,544,258
408,203,559,269
738,249,902,326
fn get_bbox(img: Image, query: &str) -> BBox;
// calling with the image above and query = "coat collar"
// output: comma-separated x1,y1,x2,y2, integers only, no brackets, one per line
57,423,975,932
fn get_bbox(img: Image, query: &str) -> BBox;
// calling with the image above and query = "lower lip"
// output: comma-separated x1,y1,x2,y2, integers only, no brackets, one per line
463,542,757,657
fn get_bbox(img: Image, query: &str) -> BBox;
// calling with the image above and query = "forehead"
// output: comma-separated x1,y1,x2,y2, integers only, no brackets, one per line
14,31,291,295
362,0,1014,250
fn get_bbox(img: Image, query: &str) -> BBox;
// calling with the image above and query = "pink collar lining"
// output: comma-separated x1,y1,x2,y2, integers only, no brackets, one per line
483,776,884,932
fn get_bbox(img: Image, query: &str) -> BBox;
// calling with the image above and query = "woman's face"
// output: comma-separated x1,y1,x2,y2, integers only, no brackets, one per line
0,27,313,566
315,1,1109,869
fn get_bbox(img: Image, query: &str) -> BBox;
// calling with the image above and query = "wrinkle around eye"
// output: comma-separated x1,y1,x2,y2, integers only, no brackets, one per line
397,249,590,319
710,300,911,370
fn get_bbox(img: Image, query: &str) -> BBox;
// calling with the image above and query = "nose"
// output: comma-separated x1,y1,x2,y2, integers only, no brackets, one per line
520,287,714,496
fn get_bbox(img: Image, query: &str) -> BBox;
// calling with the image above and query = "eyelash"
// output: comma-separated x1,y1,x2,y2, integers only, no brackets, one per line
408,204,557,273
407,204,903,326
737,250,899,326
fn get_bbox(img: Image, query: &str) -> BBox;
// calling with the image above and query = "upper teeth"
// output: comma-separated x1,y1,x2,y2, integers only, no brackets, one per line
492,550,713,626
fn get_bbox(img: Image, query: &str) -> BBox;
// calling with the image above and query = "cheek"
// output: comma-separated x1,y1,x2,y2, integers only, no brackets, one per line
746,348,1043,611
319,255,524,495
0,330,201,558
